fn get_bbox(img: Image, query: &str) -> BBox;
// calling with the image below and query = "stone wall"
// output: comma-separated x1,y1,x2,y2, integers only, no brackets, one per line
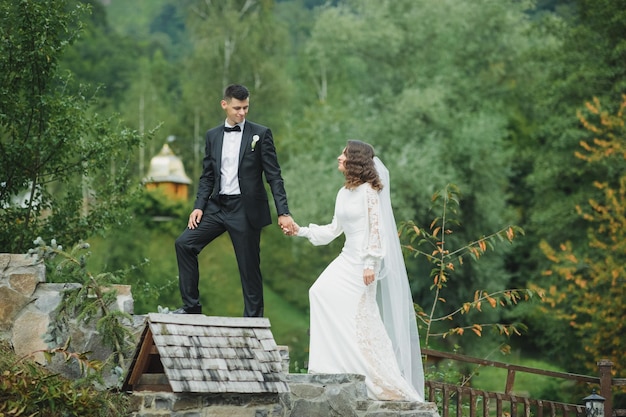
0,254,46,335
128,374,440,417
0,253,140,385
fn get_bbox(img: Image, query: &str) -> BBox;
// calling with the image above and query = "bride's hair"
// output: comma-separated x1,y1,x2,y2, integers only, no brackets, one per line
343,140,383,191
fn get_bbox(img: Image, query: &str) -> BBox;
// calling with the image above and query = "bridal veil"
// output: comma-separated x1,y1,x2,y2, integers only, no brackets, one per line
373,156,425,399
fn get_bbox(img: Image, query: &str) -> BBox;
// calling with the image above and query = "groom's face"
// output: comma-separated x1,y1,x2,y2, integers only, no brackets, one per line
221,97,249,126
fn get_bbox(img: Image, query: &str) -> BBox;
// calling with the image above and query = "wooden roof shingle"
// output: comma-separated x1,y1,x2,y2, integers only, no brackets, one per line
123,313,290,394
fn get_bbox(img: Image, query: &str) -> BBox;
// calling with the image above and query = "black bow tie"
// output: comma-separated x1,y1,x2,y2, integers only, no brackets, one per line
224,125,241,132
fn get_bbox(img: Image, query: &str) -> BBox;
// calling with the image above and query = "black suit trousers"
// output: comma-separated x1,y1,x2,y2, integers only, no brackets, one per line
174,196,264,317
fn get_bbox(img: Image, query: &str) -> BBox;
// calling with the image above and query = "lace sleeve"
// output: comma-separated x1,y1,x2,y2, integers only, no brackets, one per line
364,184,384,273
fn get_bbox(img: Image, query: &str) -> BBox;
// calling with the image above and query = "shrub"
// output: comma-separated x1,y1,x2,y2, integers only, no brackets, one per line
0,341,128,417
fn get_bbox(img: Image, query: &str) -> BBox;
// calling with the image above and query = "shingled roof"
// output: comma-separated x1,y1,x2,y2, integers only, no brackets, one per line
123,313,289,394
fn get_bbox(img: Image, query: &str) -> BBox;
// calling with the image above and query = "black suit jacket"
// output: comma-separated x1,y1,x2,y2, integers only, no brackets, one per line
193,120,289,229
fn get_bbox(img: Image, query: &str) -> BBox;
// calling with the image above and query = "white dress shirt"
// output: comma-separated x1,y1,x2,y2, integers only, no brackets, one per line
220,121,244,195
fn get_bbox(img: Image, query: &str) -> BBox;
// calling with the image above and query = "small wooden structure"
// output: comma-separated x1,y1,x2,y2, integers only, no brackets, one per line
143,143,192,201
123,313,289,394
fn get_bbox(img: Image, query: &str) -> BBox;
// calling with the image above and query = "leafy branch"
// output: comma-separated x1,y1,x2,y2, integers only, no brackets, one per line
0,341,128,417
28,238,138,371
15,338,103,378
424,289,534,338
400,184,541,349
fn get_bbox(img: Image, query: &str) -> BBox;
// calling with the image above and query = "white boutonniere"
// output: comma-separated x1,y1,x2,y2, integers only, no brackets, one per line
251,135,260,151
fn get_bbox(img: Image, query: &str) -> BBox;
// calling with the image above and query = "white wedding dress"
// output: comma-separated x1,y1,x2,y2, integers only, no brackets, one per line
298,182,424,401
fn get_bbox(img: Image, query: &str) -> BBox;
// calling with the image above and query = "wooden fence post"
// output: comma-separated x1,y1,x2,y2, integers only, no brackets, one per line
598,359,613,417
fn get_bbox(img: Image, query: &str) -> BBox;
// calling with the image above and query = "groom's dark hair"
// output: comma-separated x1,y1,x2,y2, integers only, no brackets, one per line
224,84,249,101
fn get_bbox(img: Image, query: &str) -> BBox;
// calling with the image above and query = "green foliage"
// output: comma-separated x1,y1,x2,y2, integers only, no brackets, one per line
0,0,148,253
131,188,191,232
424,351,472,416
537,96,626,377
284,0,542,339
59,0,142,107
401,184,538,350
74,189,188,315
179,0,292,137
29,238,136,372
0,341,128,417
519,0,626,331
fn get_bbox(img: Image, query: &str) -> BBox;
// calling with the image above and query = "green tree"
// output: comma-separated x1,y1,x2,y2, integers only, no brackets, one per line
59,0,142,109
179,0,292,134
0,0,146,252
535,96,626,376
516,0,626,367
284,0,550,350
521,0,626,278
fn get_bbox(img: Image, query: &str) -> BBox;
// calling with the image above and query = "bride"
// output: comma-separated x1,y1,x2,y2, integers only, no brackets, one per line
290,140,424,401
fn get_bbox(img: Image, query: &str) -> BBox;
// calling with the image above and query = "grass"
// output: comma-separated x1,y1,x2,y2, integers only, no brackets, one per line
469,355,579,404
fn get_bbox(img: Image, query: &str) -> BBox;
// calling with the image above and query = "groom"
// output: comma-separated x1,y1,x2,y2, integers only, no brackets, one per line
174,84,294,317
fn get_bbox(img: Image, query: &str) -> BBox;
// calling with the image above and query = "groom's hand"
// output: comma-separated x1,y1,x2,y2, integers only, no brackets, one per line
278,214,296,236
188,209,203,229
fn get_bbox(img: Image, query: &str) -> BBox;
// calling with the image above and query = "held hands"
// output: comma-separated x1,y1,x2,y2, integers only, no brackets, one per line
363,268,375,286
279,215,298,236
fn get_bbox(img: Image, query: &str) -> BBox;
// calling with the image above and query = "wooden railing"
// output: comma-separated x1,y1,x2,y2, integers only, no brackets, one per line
423,348,626,417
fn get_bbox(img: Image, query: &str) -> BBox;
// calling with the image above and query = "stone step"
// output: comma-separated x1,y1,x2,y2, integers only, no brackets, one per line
286,373,440,417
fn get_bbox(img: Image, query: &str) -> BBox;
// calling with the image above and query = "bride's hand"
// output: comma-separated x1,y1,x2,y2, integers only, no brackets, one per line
282,220,299,236
363,268,375,285
286,221,299,236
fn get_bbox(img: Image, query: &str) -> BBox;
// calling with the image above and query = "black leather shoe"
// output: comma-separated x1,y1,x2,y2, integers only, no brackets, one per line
171,305,202,314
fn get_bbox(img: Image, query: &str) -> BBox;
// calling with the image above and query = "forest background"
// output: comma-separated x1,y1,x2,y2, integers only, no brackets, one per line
1,0,625,404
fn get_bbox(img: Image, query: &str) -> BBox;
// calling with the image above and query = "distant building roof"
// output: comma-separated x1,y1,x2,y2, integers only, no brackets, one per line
143,143,192,185
123,313,289,394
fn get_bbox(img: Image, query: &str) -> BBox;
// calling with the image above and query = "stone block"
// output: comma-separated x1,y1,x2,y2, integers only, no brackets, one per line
0,254,10,270
172,394,202,411
200,405,271,417
110,284,134,314
172,412,201,417
289,383,325,399
127,394,143,412
0,254,45,283
289,399,332,417
284,373,441,417
33,283,80,314
9,273,39,297
0,286,29,330
326,386,358,417
154,396,173,410
326,385,359,417
143,395,155,408
11,309,49,363
362,400,440,417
